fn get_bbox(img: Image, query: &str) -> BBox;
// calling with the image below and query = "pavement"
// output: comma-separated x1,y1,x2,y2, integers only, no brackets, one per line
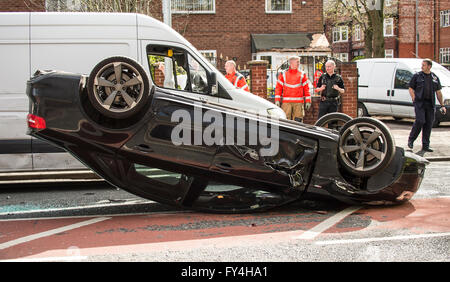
378,117,450,162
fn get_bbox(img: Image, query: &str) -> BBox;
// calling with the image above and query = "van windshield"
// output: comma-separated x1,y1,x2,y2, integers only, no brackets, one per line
414,65,450,87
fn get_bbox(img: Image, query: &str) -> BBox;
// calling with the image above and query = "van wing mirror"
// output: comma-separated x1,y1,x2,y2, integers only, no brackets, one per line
209,72,218,96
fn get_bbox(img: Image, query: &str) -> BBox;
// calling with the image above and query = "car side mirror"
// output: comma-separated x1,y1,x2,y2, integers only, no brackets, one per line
209,72,218,96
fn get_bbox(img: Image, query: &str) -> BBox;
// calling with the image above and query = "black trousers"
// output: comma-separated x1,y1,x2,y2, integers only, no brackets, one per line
318,99,339,119
408,101,435,148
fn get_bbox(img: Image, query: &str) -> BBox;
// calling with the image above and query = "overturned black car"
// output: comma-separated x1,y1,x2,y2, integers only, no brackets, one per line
26,56,428,213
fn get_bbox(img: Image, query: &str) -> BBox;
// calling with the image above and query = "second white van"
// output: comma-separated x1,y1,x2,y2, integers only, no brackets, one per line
356,58,450,126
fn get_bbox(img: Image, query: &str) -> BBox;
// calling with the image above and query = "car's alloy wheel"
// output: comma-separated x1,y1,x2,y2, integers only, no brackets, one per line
338,117,395,177
87,56,150,119
314,112,352,131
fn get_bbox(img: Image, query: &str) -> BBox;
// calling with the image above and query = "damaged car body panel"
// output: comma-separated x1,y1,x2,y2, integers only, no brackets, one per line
26,70,427,213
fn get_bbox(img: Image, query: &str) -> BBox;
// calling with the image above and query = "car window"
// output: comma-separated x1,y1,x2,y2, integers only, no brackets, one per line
147,45,209,95
394,69,413,89
134,164,181,186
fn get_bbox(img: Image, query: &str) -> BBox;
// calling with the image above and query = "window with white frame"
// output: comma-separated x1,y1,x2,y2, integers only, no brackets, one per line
266,0,292,13
441,10,450,27
45,0,82,11
385,0,392,7
333,26,348,43
441,48,450,64
200,50,217,66
171,0,215,14
385,49,394,58
335,53,348,62
353,25,361,41
384,18,394,37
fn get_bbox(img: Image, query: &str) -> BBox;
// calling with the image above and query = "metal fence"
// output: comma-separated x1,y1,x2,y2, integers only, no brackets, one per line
263,56,344,99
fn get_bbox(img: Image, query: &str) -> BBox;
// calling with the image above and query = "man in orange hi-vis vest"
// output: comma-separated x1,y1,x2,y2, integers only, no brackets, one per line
275,56,311,122
225,60,250,92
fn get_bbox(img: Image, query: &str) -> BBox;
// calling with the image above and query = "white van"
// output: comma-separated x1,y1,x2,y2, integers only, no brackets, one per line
0,12,285,173
357,58,450,125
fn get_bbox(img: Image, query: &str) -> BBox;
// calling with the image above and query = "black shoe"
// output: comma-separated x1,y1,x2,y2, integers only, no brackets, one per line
422,147,434,152
407,141,413,149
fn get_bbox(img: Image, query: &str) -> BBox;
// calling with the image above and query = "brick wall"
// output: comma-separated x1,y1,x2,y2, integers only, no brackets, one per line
247,60,268,99
438,0,450,60
0,0,44,12
398,0,435,59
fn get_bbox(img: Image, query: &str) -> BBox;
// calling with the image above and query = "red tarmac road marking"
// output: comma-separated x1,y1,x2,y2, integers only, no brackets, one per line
0,210,333,260
0,197,449,260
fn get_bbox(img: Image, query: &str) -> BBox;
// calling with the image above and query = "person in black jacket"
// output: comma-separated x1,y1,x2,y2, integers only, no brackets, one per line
408,59,447,152
315,60,345,119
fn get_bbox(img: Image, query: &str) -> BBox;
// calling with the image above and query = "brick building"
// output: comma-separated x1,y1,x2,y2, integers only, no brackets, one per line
325,0,450,65
438,0,450,68
167,0,326,71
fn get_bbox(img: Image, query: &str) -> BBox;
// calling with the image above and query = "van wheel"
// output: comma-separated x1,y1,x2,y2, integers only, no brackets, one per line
87,56,150,119
314,112,352,131
357,102,369,117
338,117,395,177
433,119,440,128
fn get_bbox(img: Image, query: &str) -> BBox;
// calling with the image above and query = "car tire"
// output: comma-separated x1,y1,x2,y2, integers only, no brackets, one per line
357,102,369,117
87,56,150,119
314,112,352,131
338,117,396,177
433,119,440,128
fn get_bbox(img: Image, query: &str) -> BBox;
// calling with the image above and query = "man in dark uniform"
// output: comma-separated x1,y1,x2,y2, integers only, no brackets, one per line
315,60,345,119
408,59,447,152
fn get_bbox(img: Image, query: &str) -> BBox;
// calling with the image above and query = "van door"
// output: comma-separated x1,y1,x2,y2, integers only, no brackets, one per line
392,68,415,117
367,62,398,115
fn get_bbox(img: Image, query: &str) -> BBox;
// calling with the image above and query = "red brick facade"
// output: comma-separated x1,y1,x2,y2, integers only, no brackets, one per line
398,0,435,59
326,0,447,62
248,60,268,99
0,0,44,12
437,0,450,67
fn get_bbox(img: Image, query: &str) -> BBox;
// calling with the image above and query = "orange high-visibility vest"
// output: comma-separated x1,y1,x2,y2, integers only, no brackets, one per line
226,71,250,92
275,68,311,103
314,70,323,88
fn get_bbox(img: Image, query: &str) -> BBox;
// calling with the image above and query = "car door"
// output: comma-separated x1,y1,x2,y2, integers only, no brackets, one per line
210,113,318,188
367,62,397,115
392,68,415,117
140,41,219,104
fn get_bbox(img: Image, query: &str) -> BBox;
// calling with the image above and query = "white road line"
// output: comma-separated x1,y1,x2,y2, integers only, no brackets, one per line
315,232,450,245
293,206,361,240
0,210,192,222
0,199,154,217
0,217,110,250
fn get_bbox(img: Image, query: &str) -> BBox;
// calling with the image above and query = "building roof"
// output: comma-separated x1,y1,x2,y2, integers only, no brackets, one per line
251,33,330,53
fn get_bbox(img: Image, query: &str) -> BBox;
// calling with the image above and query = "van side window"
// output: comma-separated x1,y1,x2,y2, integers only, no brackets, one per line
147,45,208,95
394,69,413,89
